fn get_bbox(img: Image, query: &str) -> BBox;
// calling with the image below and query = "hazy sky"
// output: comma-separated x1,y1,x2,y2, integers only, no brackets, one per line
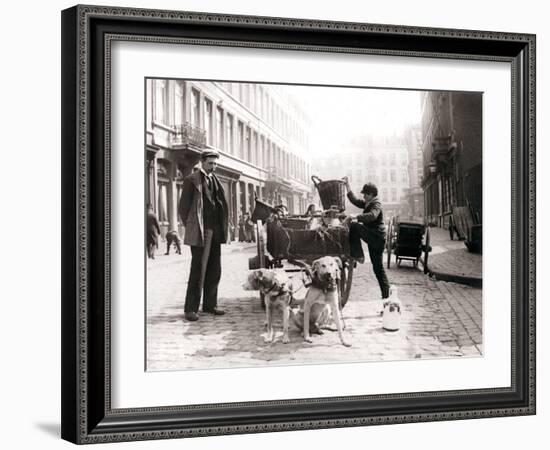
282,84,422,159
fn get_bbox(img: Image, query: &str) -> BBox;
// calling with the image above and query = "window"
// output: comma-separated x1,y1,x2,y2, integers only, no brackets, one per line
391,188,397,202
154,80,167,123
243,84,250,108
381,170,387,182
402,170,408,183
390,170,396,182
203,98,213,145
238,84,244,103
216,106,224,150
226,114,234,154
190,88,200,127
174,81,184,125
253,132,258,165
259,136,265,167
237,121,244,159
245,126,251,161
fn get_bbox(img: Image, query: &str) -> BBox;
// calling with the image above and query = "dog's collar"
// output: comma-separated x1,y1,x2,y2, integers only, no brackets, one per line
263,282,290,298
310,278,338,293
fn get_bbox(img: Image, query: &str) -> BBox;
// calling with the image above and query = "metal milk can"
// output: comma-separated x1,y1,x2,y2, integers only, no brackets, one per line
382,288,402,332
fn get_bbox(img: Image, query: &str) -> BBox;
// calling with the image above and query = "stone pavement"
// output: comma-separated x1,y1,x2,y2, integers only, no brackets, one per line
146,242,482,371
424,227,482,287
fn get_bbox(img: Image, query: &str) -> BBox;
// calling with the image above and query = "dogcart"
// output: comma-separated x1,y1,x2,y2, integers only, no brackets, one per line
249,177,355,308
386,217,432,272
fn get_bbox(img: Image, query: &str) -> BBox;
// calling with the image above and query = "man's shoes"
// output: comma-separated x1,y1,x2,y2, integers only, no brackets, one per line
352,256,365,264
184,312,199,321
202,308,225,316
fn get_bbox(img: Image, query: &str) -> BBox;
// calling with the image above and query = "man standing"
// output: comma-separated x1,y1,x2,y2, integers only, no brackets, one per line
344,178,390,300
146,204,161,259
178,150,229,321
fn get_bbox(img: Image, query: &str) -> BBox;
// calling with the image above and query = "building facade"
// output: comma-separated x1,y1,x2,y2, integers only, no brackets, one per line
146,79,314,237
403,125,424,219
314,135,410,219
419,91,482,227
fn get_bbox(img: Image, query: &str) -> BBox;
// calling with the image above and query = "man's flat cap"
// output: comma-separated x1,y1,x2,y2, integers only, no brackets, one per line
201,149,220,160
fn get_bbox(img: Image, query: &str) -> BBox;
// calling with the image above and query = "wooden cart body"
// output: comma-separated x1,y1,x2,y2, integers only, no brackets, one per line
249,214,355,308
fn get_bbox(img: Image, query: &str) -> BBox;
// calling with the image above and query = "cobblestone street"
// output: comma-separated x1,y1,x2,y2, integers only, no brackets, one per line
146,241,482,371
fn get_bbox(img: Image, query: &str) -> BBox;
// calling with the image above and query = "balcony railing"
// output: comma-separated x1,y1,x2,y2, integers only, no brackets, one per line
171,122,206,148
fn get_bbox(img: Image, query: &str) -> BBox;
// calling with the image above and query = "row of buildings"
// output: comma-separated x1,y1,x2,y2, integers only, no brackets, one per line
146,79,315,236
313,133,420,219
312,89,483,236
146,80,482,245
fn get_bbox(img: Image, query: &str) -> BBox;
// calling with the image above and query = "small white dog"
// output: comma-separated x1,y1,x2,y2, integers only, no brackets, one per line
302,256,351,347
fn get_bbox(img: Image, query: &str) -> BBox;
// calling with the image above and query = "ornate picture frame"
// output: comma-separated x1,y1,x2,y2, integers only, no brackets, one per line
61,5,535,444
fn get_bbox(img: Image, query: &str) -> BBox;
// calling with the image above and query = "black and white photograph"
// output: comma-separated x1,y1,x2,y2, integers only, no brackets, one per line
145,79,483,371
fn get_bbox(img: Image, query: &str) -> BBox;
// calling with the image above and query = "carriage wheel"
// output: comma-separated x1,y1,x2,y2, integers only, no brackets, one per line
386,220,393,268
423,227,431,274
339,259,355,308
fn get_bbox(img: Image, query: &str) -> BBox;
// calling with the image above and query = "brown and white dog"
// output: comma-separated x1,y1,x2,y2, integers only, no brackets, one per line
242,269,295,344
302,256,351,347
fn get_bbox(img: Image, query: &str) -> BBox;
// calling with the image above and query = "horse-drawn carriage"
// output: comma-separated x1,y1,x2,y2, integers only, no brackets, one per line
248,177,355,307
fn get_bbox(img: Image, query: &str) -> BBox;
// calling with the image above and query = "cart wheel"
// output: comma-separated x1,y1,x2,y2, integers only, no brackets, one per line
339,259,355,308
423,227,431,274
386,220,393,268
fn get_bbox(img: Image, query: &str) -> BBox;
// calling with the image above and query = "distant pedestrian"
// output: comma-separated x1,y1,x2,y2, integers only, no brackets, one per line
305,203,317,216
164,230,182,255
238,214,246,242
274,204,288,219
147,204,161,259
178,149,228,322
244,212,255,242
344,177,390,299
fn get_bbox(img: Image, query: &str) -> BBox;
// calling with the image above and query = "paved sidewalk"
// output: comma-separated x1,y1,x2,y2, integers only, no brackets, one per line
424,227,482,287
146,244,482,371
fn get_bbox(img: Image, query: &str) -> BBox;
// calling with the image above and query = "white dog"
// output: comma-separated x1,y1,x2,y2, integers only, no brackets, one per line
302,256,351,347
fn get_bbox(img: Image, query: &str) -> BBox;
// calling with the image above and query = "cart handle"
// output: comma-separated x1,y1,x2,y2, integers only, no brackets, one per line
311,175,322,187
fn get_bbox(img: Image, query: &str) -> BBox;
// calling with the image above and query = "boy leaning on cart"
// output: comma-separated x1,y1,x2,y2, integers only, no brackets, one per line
343,177,391,300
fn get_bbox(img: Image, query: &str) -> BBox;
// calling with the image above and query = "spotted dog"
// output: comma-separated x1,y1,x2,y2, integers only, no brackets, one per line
302,256,351,347
243,269,295,343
